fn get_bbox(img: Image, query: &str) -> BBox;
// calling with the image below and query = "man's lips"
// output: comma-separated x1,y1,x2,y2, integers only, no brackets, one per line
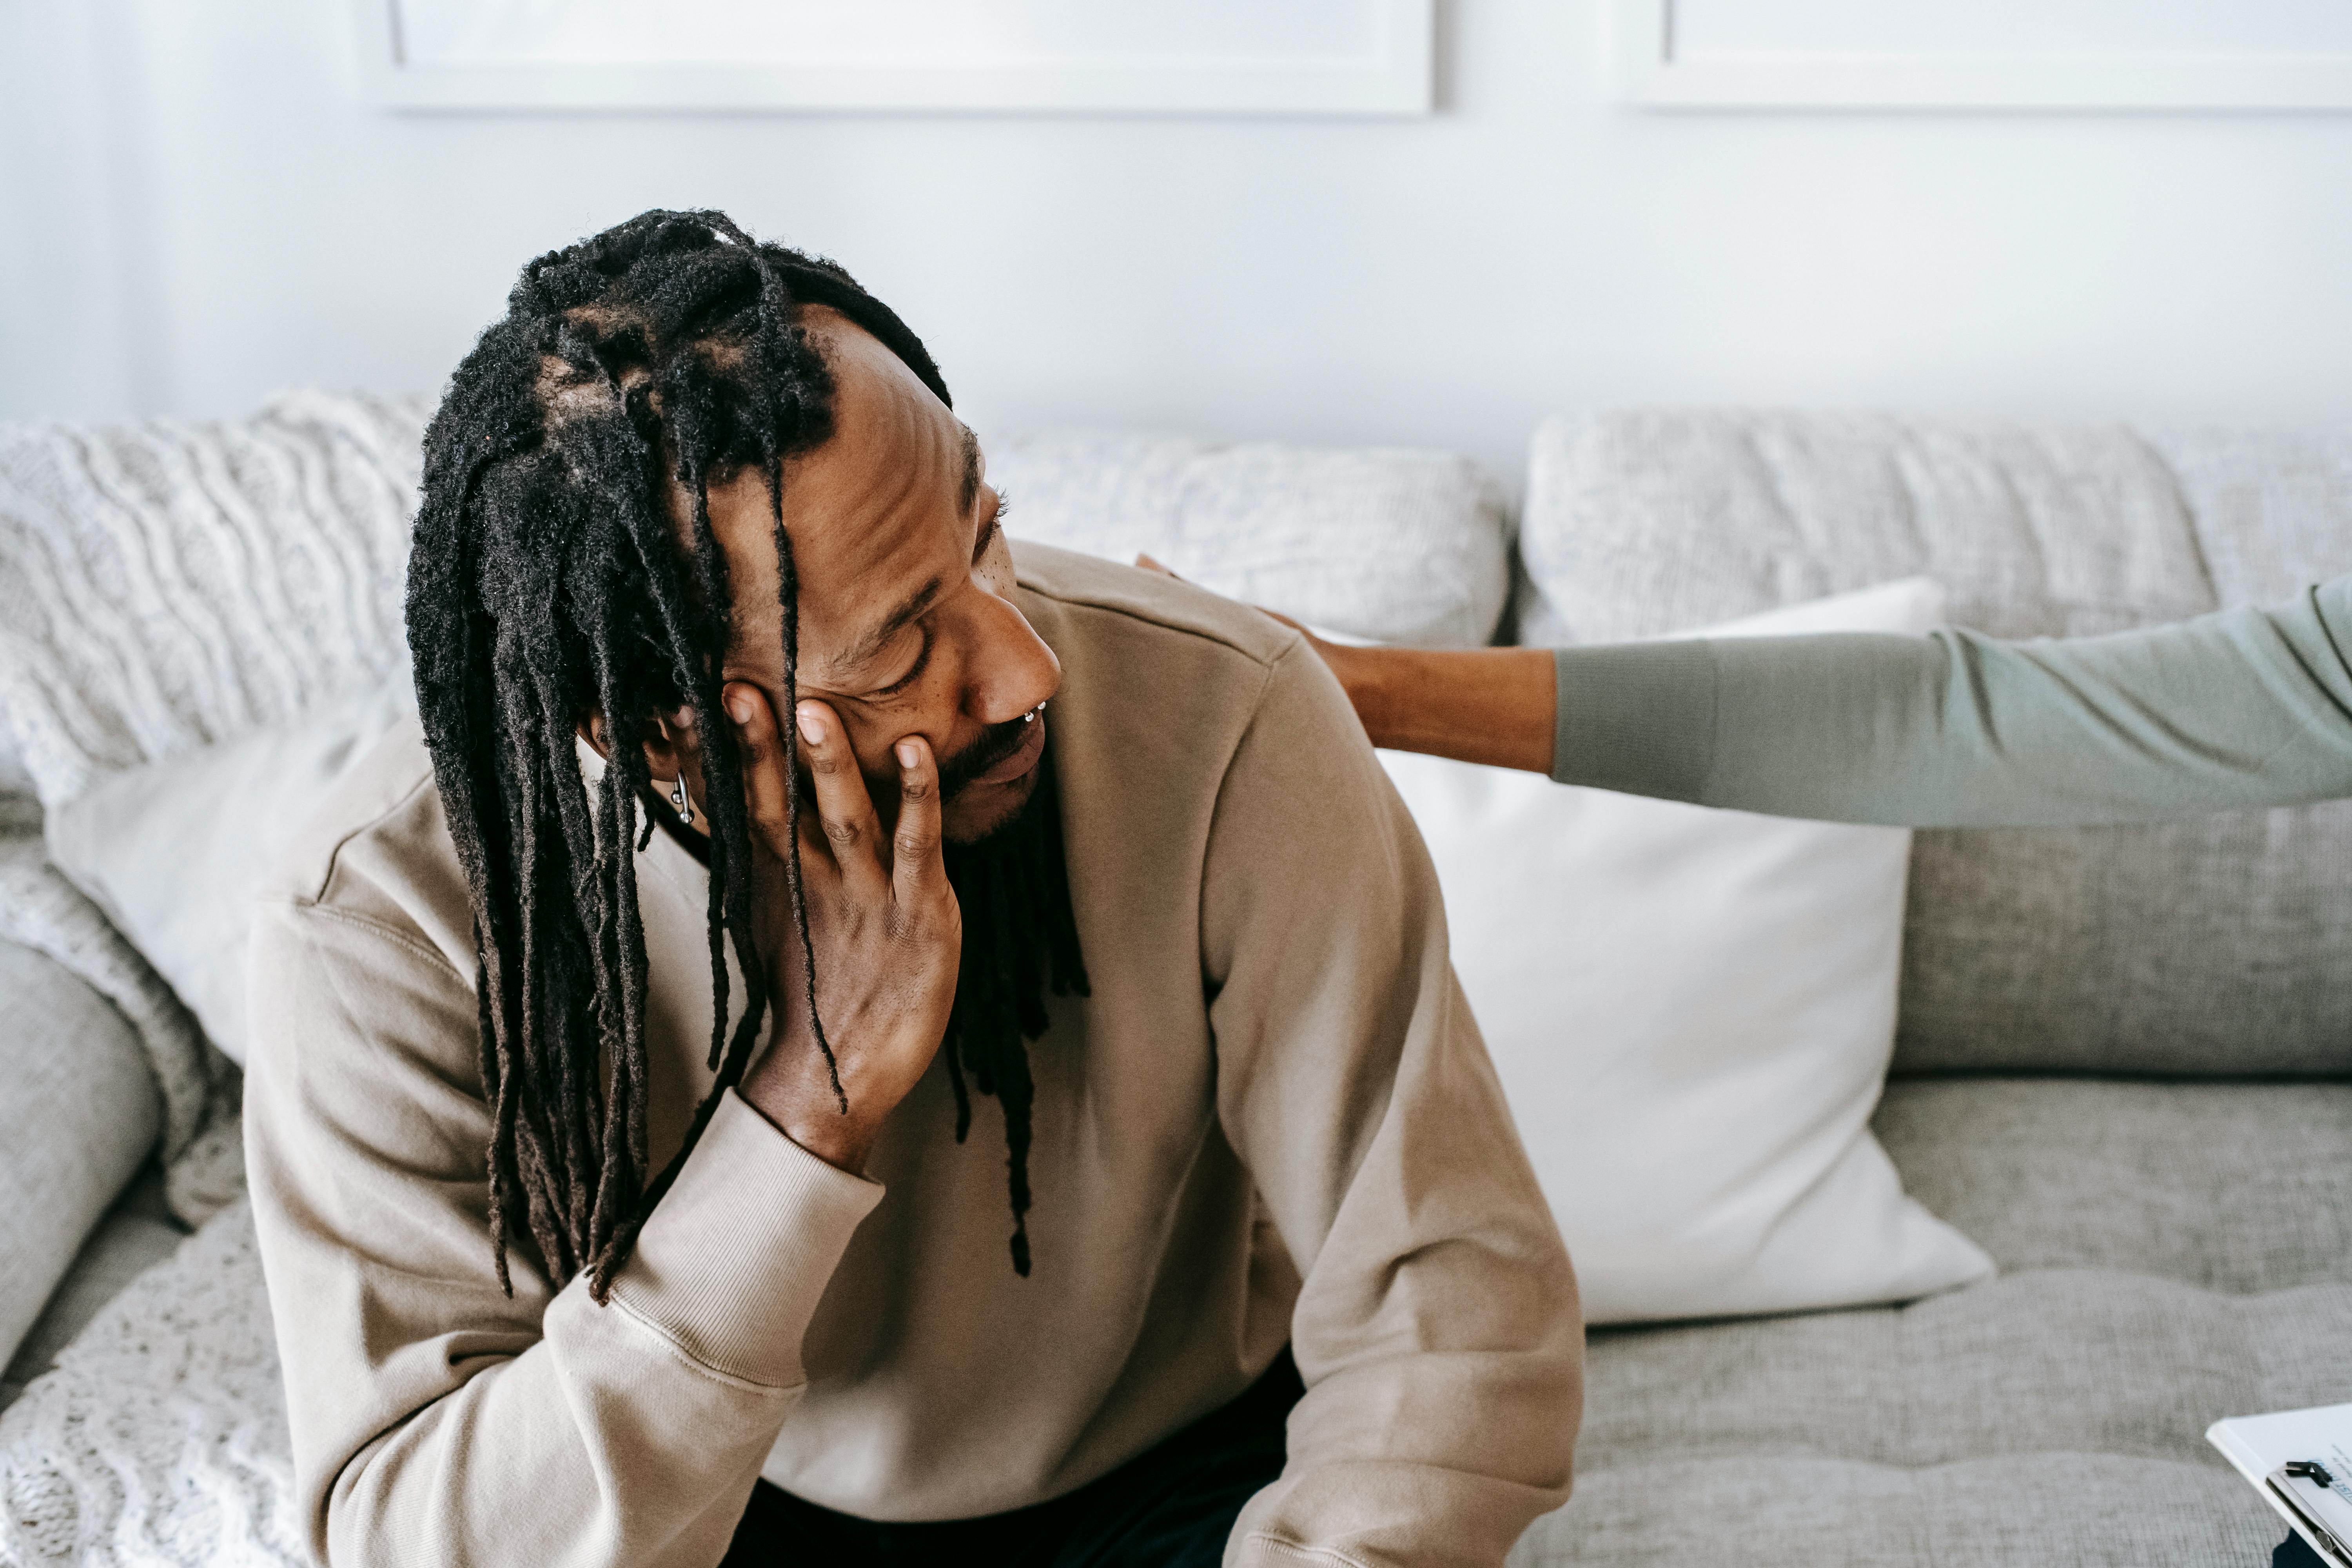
969,713,1045,787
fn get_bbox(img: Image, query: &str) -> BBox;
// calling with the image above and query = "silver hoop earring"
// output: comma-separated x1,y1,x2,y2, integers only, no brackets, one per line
670,774,694,826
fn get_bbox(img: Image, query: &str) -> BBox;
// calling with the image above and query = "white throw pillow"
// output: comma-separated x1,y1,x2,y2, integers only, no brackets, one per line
45,681,415,1067
1380,578,1994,1324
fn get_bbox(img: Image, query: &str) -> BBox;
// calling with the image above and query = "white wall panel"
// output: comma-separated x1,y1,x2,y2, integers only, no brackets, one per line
5,0,2352,494
1621,0,2352,109
361,0,1430,113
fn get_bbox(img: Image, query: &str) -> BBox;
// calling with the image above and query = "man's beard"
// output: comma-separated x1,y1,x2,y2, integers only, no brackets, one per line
937,741,1087,1276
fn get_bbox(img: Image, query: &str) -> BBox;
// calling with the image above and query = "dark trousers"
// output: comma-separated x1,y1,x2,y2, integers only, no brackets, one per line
2275,1534,2330,1567
722,1349,1304,1568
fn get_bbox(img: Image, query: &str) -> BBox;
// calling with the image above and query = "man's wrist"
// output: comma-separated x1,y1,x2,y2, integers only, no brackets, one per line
1323,642,1400,749
783,1114,874,1176
738,1073,876,1174
1330,645,1557,773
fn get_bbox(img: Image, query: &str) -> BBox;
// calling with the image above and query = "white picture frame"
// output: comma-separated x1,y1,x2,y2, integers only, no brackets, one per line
352,0,1433,116
1610,0,2352,112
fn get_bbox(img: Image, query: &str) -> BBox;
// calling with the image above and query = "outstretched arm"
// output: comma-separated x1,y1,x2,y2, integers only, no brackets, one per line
1323,642,1557,774
1314,575,2352,829
1550,575,2352,827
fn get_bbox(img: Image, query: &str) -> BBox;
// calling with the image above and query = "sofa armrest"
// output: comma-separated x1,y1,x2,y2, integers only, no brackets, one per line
0,938,161,1372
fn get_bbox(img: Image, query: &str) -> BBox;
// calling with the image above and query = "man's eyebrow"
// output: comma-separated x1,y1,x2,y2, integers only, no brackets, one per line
958,424,980,519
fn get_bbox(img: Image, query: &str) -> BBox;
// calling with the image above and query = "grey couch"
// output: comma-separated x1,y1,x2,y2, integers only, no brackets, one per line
1510,412,2352,1566
2,406,2345,1566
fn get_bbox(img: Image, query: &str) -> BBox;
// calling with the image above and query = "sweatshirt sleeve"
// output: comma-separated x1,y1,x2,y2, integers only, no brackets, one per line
243,897,882,1568
1203,637,1582,1568
1552,574,2352,828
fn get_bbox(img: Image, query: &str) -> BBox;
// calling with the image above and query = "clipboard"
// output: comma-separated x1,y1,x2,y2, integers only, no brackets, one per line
2209,1403,2352,1568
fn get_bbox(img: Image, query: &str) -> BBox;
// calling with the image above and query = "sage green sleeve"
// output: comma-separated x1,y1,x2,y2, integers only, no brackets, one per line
1552,575,2352,829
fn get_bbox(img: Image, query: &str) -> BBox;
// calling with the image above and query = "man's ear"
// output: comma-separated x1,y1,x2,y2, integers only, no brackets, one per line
579,706,697,784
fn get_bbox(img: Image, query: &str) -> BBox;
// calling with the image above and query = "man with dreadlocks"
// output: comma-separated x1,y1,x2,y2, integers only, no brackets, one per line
243,209,1577,1568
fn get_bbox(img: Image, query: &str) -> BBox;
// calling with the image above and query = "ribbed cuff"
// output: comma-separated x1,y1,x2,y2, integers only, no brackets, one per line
610,1089,884,1388
1550,641,1720,800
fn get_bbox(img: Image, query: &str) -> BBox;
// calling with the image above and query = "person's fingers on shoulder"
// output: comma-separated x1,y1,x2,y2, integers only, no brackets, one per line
887,735,953,920
795,699,887,895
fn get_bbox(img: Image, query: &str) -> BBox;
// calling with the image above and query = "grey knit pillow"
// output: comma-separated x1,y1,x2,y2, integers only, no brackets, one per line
986,431,1511,648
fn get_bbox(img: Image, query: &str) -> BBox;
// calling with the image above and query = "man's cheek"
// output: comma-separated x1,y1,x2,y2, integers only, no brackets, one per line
974,550,1018,598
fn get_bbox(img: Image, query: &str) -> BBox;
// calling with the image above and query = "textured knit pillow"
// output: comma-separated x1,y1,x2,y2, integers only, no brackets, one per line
1381,578,1995,1324
0,390,427,809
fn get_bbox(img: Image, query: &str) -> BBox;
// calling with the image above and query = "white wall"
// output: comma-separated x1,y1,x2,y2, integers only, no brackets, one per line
7,0,2352,490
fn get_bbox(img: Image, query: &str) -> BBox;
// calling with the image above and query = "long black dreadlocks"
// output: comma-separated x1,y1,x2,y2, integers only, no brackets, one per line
405,209,1085,1300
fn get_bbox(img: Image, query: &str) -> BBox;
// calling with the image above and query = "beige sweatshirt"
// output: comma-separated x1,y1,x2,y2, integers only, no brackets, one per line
244,543,1581,1568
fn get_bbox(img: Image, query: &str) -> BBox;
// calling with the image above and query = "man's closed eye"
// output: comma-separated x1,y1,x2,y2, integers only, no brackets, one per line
865,624,934,701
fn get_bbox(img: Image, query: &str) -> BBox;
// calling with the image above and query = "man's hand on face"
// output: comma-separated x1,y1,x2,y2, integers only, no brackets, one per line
728,681,962,1174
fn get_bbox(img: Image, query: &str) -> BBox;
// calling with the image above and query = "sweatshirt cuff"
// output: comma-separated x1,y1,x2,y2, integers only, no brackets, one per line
1550,641,1720,800
610,1088,884,1388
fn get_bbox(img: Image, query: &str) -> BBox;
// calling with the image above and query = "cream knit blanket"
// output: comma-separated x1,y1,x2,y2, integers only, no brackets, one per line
0,1202,297,1566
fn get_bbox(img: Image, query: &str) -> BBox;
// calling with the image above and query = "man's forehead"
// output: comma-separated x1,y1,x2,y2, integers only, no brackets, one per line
707,319,982,680
804,425,980,677
800,311,972,489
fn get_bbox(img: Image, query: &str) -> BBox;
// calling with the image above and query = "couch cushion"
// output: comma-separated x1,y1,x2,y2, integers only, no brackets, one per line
1514,1076,2352,1566
1512,1454,2279,1568
1878,1077,2352,1292
1537,1272,2352,1567
1898,809,2352,1078
1576,1270,2352,1474
1516,410,2352,1077
987,432,1511,646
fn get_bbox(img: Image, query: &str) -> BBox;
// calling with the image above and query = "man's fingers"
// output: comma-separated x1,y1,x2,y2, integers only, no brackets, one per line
889,735,950,910
722,682,794,859
793,699,888,897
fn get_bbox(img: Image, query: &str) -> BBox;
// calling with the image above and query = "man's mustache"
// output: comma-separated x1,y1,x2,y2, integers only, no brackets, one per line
936,713,1037,798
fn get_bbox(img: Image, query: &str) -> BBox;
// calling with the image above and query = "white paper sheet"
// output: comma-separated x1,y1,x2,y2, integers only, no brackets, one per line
2209,1403,2352,1568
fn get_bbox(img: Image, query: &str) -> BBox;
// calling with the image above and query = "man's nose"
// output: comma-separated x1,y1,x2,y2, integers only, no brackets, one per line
966,591,1062,727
